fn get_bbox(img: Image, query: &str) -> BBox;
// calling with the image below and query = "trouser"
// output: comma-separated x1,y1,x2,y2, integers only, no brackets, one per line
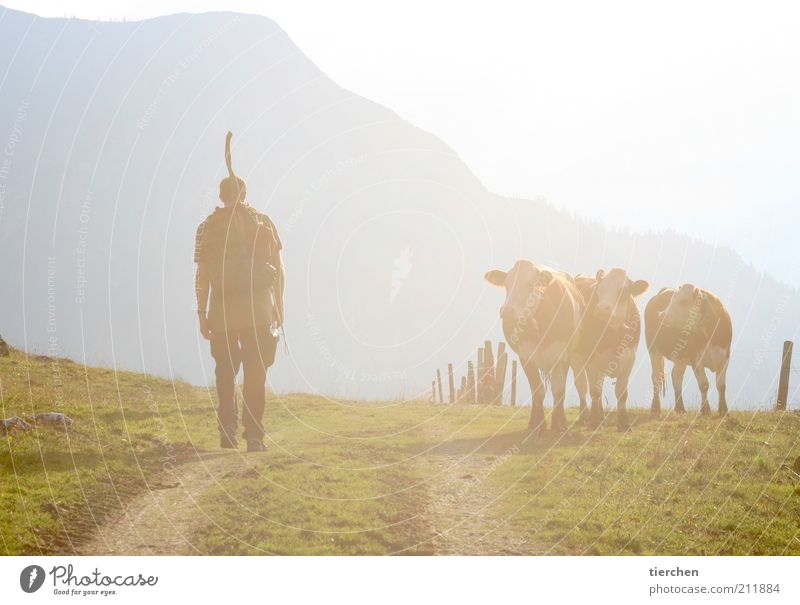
210,325,278,441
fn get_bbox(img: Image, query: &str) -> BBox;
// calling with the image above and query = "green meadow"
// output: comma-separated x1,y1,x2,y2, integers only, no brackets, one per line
1,348,798,555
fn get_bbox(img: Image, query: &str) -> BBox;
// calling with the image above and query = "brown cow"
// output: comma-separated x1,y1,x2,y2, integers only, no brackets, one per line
574,269,649,430
645,284,731,415
485,260,587,433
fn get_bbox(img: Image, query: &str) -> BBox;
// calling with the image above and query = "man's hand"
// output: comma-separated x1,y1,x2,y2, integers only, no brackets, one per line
198,313,212,340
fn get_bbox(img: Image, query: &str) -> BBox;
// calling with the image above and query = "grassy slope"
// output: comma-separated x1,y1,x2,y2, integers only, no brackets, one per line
1,349,799,555
0,349,217,554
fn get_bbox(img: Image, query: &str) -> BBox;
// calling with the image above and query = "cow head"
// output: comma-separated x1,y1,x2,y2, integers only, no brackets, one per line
485,260,554,341
587,268,649,329
661,283,705,330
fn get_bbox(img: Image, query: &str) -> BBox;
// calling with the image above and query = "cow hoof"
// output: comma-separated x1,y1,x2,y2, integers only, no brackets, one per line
718,407,728,417
551,414,568,433
650,406,661,416
700,406,711,416
617,422,632,433
588,417,603,430
674,406,686,414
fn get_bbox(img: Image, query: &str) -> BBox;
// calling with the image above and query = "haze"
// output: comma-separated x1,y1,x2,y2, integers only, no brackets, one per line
7,0,800,287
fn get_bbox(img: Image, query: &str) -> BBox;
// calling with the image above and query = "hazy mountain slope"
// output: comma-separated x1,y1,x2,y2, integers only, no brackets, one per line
0,7,797,406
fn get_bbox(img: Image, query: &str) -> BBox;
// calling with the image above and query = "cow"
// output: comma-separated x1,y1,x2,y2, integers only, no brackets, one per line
573,268,649,430
645,284,731,415
485,260,587,434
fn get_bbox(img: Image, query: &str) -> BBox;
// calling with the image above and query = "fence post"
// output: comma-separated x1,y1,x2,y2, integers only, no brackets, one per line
485,341,495,404
431,380,436,403
510,360,517,407
476,347,485,404
447,363,455,404
436,369,444,405
777,340,793,411
494,347,508,406
467,361,476,404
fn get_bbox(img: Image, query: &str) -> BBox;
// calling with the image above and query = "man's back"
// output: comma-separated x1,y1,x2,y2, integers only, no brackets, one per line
195,202,281,332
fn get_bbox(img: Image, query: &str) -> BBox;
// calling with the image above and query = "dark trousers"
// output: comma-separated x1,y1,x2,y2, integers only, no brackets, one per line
210,326,277,441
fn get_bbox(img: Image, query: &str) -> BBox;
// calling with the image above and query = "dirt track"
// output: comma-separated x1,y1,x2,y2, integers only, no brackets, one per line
77,433,537,556
77,451,247,555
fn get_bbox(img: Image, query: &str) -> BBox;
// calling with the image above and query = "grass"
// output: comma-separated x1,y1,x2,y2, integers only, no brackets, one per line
487,411,800,555
2,347,799,555
0,348,216,554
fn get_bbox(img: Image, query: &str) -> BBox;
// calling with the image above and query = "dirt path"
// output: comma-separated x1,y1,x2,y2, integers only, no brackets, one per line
415,427,539,555
77,450,249,555
76,430,537,555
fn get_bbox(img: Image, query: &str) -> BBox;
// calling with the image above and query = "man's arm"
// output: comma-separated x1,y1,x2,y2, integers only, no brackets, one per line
195,262,212,339
273,251,285,327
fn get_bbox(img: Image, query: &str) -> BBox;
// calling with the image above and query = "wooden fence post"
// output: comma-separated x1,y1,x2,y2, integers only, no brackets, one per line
431,380,436,403
476,347,485,404
494,346,508,406
510,360,517,407
467,361,476,404
436,369,444,405
777,340,793,411
447,363,455,404
479,341,495,405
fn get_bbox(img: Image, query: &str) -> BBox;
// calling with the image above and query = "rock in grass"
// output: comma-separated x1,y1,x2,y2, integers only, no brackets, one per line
29,412,73,428
0,334,9,357
0,416,33,433
1,416,33,434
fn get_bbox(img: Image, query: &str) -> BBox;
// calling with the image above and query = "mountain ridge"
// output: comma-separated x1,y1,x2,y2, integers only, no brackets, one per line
0,6,797,406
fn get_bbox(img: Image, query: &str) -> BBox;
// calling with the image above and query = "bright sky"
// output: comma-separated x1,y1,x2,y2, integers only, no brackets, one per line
5,1,800,286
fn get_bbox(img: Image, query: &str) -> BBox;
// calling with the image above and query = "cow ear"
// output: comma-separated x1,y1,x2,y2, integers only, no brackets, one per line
538,270,554,286
629,279,649,296
595,269,605,281
484,270,507,287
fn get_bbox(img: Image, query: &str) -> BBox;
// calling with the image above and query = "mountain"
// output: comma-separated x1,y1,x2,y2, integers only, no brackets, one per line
0,6,797,407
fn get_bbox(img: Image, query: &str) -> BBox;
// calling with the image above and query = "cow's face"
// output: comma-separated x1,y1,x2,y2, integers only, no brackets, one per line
590,268,649,328
662,283,704,329
485,260,553,340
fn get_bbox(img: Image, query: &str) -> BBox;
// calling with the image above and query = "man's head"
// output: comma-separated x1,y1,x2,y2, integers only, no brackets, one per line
219,175,246,206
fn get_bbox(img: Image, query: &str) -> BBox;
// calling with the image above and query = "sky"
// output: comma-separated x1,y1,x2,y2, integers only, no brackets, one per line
5,0,800,287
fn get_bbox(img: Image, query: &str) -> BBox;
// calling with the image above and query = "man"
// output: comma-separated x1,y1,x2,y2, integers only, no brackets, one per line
195,132,284,452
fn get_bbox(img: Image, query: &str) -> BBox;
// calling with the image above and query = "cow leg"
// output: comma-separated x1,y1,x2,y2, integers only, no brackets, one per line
672,362,687,413
588,366,605,428
551,362,569,433
615,377,632,431
524,364,546,435
693,365,711,415
716,359,729,416
649,351,664,415
573,363,589,424
615,355,634,431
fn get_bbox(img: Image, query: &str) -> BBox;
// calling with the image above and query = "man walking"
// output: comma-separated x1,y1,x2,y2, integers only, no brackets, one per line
195,132,284,452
